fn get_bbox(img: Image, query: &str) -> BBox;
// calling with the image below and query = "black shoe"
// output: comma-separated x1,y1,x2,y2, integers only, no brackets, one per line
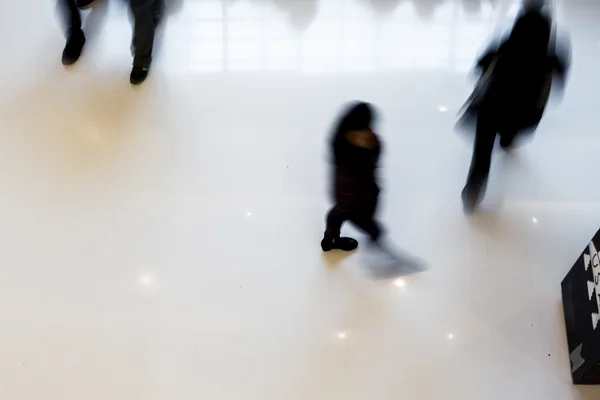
130,62,151,85
461,185,482,215
62,29,86,66
499,134,515,150
321,235,358,252
76,0,97,9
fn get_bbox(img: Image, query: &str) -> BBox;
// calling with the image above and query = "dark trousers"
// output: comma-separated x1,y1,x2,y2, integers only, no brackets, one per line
58,0,161,66
130,0,161,66
325,203,382,241
58,0,82,37
463,115,517,196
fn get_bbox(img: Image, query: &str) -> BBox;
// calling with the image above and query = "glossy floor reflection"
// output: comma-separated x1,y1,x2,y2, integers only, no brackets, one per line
0,0,599,399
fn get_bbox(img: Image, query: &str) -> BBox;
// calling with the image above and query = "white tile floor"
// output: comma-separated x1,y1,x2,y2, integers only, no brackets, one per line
0,0,599,398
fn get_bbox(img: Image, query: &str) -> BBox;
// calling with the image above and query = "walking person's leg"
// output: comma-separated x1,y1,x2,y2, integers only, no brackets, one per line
462,114,496,213
58,0,85,65
129,0,161,84
321,205,358,252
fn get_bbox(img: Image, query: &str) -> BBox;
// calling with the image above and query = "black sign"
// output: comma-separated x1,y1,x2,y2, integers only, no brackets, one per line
562,233,600,384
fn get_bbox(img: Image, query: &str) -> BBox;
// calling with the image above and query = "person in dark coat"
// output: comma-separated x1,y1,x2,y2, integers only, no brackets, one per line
321,101,383,252
459,0,569,213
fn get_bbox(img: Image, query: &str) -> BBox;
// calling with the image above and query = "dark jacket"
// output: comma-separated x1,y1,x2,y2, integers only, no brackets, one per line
329,102,381,212
459,4,569,135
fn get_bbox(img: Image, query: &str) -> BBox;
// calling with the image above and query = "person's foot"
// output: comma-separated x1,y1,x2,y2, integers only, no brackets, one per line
62,29,86,66
321,235,358,252
461,185,483,215
76,0,97,9
499,134,515,150
130,62,151,85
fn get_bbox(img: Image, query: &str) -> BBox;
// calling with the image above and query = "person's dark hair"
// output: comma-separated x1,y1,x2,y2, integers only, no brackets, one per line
506,5,552,58
332,102,375,139
330,101,376,163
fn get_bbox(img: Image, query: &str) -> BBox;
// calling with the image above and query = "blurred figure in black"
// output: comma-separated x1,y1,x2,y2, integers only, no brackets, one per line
58,0,163,85
321,102,383,252
458,0,570,213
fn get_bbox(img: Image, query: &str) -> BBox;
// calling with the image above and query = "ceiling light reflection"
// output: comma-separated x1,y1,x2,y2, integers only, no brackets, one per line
394,278,406,288
139,274,155,286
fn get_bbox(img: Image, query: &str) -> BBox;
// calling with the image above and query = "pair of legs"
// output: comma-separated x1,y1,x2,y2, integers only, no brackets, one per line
58,0,162,84
322,202,382,252
461,115,517,213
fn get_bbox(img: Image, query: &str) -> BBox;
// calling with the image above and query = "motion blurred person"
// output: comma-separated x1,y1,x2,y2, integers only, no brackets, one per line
58,0,163,85
458,0,569,213
321,102,383,252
